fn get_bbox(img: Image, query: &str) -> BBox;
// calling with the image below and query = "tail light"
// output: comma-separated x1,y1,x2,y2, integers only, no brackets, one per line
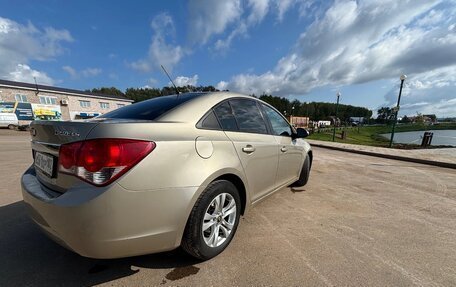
58,139,155,186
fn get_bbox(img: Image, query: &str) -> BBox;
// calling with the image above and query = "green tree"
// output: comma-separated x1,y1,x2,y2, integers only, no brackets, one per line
377,107,393,123
89,87,125,97
415,112,425,123
125,87,161,102
89,86,373,119
401,115,411,123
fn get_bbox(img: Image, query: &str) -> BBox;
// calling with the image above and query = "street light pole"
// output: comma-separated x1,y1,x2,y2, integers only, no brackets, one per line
306,102,309,127
332,92,341,142
389,75,407,148
289,106,295,126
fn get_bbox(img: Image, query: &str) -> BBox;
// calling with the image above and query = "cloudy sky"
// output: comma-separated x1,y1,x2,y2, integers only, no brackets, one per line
1,0,455,117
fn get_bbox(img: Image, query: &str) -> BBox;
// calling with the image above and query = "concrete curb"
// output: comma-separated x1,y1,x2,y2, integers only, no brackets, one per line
310,143,456,170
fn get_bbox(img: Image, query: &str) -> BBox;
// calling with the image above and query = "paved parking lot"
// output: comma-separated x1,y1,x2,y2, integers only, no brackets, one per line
1,129,455,286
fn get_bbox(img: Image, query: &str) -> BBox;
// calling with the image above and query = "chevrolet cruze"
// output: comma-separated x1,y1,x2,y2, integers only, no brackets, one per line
22,92,312,260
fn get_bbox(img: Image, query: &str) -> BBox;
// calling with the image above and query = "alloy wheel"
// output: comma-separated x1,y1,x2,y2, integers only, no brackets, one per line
202,193,237,248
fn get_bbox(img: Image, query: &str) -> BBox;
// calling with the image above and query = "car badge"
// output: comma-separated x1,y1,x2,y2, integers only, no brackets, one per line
55,130,80,137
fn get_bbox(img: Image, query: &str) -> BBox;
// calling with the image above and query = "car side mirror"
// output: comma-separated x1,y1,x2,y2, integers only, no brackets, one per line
292,128,309,139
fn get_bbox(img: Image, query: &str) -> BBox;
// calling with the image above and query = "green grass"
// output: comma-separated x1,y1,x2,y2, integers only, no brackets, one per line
307,123,456,148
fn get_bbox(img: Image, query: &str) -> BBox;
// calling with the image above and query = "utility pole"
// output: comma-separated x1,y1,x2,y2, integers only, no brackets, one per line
332,92,341,142
389,75,407,148
34,77,40,96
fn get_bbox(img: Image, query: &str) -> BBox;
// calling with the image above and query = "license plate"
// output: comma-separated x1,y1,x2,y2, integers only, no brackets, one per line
35,152,54,177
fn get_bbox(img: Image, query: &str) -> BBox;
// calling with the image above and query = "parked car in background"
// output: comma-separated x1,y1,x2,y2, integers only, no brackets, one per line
22,92,312,260
0,113,18,129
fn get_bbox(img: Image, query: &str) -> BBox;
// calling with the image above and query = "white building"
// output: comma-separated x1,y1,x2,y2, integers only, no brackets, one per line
0,79,133,125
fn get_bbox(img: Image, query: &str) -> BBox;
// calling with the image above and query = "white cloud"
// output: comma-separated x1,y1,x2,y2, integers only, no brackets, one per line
216,81,228,91
130,13,184,72
173,75,198,87
416,9,444,27
188,0,242,45
62,65,77,78
383,66,456,117
206,0,317,52
0,17,73,84
276,0,295,21
210,0,268,52
275,0,318,22
8,64,54,85
62,66,102,78
43,27,73,44
219,1,455,101
247,0,270,24
138,0,315,66
130,61,150,73
81,68,102,77
214,23,248,52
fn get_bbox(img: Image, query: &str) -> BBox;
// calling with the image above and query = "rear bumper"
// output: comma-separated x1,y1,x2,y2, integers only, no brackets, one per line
21,166,199,259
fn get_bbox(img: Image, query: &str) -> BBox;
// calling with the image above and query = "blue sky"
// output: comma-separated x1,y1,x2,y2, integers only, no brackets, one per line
1,0,455,117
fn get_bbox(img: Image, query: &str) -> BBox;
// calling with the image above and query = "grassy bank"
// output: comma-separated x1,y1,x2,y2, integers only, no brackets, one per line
307,122,456,148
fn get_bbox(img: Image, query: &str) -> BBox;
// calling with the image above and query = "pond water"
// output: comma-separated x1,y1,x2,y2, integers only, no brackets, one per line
381,130,456,146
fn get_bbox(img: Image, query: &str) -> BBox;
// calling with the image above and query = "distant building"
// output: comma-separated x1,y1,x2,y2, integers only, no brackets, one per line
423,114,437,123
408,114,437,123
0,79,132,125
328,116,341,126
288,116,310,128
317,120,331,128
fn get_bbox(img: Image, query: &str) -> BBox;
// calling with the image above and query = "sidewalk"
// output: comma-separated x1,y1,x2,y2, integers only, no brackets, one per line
307,139,456,169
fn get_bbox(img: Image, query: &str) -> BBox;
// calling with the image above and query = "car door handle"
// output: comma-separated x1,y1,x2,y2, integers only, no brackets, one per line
281,146,288,152
242,145,256,154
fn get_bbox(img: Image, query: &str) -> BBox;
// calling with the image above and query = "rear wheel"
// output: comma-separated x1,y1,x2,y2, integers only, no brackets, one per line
293,153,311,187
182,180,241,260
7,124,15,130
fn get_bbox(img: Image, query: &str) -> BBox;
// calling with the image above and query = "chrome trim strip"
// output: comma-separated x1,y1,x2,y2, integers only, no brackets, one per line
32,140,61,147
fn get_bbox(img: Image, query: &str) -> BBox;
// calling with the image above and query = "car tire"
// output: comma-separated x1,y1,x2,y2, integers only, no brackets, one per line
182,180,241,260
8,124,15,130
293,154,311,187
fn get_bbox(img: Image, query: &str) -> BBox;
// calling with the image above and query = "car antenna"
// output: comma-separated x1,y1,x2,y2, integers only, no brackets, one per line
160,65,180,96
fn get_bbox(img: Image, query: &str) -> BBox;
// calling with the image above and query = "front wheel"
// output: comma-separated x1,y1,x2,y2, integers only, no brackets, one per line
181,180,241,260
293,153,311,187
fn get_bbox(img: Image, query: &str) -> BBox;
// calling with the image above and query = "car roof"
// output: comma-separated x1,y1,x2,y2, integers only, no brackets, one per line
0,113,18,117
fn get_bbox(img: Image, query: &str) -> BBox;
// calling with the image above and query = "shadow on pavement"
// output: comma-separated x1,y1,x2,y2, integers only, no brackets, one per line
0,201,201,286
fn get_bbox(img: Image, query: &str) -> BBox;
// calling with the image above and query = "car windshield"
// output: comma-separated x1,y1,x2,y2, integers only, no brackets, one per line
100,93,206,120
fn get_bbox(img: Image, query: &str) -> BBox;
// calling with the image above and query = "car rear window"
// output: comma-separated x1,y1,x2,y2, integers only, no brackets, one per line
214,101,238,131
100,93,205,120
198,110,221,130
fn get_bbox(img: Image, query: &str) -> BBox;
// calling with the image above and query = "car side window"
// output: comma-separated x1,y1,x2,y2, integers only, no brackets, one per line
229,99,268,134
213,101,238,131
261,104,292,137
198,110,221,130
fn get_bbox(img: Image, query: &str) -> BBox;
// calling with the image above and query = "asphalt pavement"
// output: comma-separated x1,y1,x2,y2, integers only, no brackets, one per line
1,129,455,286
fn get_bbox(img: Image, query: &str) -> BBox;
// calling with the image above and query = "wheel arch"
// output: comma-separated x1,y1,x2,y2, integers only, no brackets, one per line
213,173,247,215
308,149,313,169
176,169,249,248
